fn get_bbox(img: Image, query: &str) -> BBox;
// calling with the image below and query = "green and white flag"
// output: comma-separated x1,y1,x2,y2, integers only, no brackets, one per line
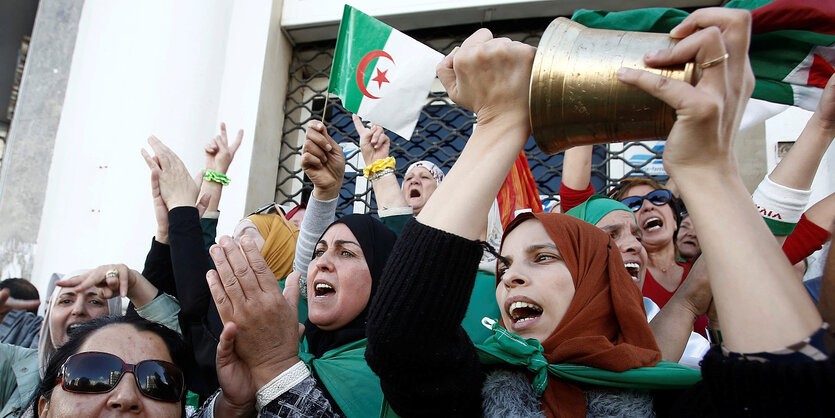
328,5,444,139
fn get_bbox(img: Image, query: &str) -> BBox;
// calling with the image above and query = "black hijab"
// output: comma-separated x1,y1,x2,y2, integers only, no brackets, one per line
303,214,397,357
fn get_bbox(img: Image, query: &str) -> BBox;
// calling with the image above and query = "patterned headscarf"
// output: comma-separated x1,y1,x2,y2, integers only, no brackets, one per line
405,161,444,185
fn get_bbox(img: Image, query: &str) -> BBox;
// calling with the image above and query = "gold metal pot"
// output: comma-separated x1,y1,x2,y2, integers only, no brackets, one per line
530,17,698,155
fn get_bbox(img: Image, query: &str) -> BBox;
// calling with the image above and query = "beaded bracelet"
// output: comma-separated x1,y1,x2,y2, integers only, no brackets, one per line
202,169,231,186
362,156,396,179
368,167,395,183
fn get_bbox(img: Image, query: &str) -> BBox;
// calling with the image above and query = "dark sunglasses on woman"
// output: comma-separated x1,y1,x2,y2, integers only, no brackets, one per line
57,352,185,402
619,189,674,212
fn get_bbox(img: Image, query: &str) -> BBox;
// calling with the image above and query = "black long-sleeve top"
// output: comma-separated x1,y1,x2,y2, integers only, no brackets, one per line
366,218,485,417
167,206,224,400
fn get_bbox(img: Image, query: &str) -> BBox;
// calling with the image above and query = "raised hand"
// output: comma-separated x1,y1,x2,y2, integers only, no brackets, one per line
207,235,301,390
205,122,244,175
619,8,821,352
55,264,158,307
616,8,755,178
352,114,391,166
436,28,535,127
813,74,835,132
418,29,535,239
141,136,200,209
150,168,170,244
302,121,346,200
0,288,40,317
214,322,257,417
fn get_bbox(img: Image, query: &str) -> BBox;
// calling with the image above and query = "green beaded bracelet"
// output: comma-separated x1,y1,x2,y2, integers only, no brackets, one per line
202,169,231,186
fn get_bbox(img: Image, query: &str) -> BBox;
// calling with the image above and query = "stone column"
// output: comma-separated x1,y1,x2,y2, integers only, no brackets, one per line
0,0,84,279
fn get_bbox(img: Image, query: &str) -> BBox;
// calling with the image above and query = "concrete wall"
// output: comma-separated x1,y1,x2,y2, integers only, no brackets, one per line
0,0,292,292
0,0,84,280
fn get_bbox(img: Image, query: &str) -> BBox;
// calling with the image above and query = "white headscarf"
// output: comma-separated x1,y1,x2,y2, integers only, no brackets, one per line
405,161,445,185
37,271,122,378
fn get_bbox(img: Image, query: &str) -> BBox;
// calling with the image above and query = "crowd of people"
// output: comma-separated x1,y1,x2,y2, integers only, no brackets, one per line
1,6,834,417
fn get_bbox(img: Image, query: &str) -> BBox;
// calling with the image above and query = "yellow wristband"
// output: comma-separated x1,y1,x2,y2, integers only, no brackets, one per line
363,157,396,178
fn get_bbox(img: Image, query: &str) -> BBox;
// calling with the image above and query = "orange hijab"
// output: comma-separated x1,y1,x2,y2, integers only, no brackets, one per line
247,213,299,280
500,213,661,418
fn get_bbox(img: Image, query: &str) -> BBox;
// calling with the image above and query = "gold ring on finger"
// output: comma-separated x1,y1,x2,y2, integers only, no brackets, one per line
105,269,119,279
698,53,729,69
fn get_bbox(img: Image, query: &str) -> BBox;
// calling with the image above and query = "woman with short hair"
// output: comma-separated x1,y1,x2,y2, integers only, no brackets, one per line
32,315,187,417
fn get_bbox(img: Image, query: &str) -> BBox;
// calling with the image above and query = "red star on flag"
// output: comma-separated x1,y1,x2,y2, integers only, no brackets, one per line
371,68,390,89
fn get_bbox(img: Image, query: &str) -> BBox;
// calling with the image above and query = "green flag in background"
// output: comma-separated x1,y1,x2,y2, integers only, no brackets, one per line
329,5,443,139
572,0,835,112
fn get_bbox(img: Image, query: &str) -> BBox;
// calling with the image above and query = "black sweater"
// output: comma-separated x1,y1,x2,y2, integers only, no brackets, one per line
366,218,485,417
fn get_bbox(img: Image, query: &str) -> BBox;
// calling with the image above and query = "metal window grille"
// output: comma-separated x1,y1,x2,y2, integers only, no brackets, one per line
277,17,668,218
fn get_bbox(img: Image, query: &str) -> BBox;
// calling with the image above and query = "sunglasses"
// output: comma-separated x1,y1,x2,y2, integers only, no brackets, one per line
247,202,278,217
619,189,674,212
57,352,184,402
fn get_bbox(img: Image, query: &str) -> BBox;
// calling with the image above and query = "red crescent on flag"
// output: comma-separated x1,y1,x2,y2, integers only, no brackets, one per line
356,50,395,100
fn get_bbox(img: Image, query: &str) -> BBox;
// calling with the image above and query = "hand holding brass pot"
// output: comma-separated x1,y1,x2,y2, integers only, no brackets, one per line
530,18,699,155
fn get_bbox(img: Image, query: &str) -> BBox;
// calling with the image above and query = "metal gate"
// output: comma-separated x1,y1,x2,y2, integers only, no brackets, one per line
277,18,667,218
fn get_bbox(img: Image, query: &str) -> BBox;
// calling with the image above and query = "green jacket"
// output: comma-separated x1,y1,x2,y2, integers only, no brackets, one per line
0,344,37,418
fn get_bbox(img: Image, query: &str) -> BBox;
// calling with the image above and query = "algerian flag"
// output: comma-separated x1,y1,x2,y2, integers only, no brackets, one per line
329,5,443,139
572,0,835,112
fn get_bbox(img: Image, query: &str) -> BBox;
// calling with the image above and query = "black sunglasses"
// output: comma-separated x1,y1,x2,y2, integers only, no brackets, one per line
57,352,184,402
247,202,278,217
619,189,673,212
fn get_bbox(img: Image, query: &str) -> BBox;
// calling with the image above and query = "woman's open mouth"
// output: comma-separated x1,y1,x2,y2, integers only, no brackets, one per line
624,262,640,283
313,281,336,298
643,217,663,232
508,300,543,330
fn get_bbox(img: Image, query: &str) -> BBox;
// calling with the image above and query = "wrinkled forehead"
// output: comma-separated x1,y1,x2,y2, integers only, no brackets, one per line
595,210,638,230
405,161,443,184
56,287,99,300
319,222,363,252
405,166,432,178
80,324,173,364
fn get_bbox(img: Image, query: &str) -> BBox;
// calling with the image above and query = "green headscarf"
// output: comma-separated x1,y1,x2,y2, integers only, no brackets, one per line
566,195,635,225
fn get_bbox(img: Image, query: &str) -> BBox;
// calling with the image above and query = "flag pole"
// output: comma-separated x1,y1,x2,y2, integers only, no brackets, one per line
321,92,329,123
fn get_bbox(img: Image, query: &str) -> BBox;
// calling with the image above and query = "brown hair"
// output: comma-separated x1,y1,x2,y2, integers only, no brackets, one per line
607,177,668,201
